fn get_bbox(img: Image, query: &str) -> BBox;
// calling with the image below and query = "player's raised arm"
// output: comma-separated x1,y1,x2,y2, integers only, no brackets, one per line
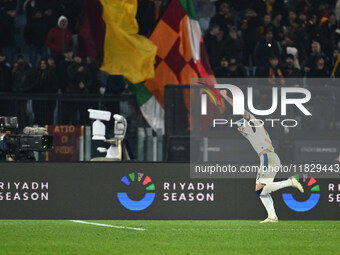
219,90,250,119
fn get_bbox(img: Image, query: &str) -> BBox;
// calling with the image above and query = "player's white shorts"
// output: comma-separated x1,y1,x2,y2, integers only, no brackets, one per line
256,151,281,185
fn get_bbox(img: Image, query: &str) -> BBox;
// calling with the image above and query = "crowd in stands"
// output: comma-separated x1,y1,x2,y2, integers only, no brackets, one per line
195,0,340,130
0,0,128,97
0,0,129,124
1,0,340,91
198,0,340,79
0,0,339,128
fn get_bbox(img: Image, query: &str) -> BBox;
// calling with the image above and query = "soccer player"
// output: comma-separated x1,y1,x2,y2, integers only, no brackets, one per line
219,90,304,223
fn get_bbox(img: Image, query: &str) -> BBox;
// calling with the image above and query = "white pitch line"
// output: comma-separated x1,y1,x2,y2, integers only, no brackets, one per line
70,220,146,231
162,228,333,232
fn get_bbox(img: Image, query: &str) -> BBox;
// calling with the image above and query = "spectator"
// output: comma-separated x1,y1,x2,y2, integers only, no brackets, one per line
195,0,216,35
330,48,340,77
283,54,301,78
11,54,33,126
58,0,83,35
85,56,100,93
24,0,48,67
259,14,273,38
241,9,261,67
215,56,248,78
258,55,285,86
286,10,297,28
56,47,73,93
47,55,56,69
291,18,309,57
221,26,244,60
214,56,228,77
281,33,305,69
67,55,93,124
308,56,330,78
40,0,60,32
328,12,337,30
46,15,73,61
204,23,223,70
67,55,93,94
272,13,284,41
281,34,295,55
317,3,330,21
298,11,307,25
304,41,327,75
254,30,281,76
0,52,12,116
55,48,74,124
210,2,233,34
319,15,335,57
304,13,319,44
0,0,17,65
32,59,59,125
11,54,33,92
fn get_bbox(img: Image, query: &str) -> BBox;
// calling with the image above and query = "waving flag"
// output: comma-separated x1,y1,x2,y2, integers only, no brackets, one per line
79,0,215,132
78,0,157,84
145,0,214,106
131,0,215,132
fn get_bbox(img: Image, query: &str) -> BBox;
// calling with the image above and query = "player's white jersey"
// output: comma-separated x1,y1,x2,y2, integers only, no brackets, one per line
235,113,274,154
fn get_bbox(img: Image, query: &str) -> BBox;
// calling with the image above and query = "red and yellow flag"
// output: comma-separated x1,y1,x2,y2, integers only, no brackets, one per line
144,0,214,107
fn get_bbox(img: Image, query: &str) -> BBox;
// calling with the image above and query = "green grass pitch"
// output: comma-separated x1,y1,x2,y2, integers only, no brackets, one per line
1,220,339,255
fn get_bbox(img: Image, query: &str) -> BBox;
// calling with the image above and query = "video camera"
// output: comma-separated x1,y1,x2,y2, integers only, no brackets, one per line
88,110,130,161
0,117,53,161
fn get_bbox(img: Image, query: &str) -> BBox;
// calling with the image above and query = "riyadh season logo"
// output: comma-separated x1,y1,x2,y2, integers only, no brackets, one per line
282,174,320,212
117,172,156,211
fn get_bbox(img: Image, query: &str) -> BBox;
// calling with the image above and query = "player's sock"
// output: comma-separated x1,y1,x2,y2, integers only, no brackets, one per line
261,179,292,195
260,194,277,219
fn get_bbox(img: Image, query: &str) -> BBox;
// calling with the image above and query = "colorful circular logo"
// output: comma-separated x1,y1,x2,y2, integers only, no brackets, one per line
282,174,320,212
117,172,156,211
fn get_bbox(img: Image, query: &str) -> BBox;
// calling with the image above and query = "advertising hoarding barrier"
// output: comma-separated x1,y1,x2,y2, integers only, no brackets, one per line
0,163,339,220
